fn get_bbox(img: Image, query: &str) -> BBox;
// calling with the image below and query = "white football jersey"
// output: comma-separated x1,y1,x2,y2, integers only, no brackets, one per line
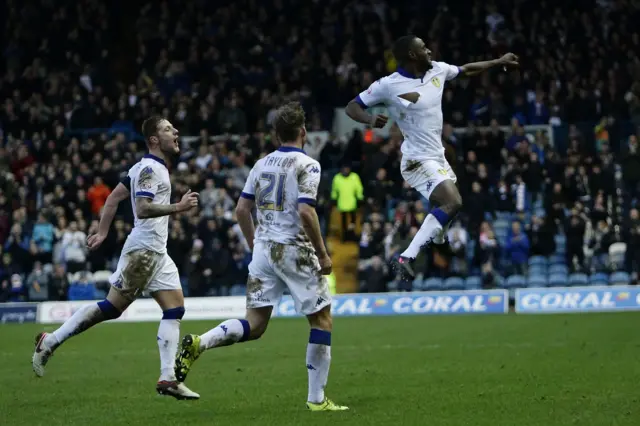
356,61,460,160
241,146,320,249
121,154,171,254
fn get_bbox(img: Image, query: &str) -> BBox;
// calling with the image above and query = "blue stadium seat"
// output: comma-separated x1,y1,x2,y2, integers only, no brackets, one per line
444,277,465,291
494,275,505,288
424,278,444,291
528,255,548,268
528,265,547,276
230,285,246,296
549,264,569,276
554,234,567,246
494,219,510,230
495,228,509,239
387,280,399,292
610,271,631,286
527,275,547,288
505,275,526,289
466,240,476,263
555,237,566,255
568,273,588,287
589,273,609,286
549,254,565,265
465,276,482,290
548,273,568,287
412,278,425,291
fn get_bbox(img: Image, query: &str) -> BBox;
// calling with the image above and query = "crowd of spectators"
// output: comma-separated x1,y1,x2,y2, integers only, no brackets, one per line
2,0,640,301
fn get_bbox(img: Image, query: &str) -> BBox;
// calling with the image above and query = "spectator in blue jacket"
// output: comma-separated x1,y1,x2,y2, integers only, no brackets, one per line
32,214,55,264
506,222,530,275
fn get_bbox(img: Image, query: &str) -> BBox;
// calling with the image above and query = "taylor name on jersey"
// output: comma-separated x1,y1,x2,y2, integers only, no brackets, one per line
241,146,320,249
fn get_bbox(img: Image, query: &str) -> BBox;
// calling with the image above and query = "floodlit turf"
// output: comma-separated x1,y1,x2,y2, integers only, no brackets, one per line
1,313,640,426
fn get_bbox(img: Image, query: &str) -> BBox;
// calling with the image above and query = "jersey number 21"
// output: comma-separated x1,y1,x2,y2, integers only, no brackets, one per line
256,172,286,211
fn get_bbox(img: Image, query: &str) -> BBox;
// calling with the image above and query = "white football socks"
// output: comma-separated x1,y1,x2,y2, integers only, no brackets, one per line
157,319,181,381
401,214,443,259
200,319,250,350
306,329,332,404
48,300,121,348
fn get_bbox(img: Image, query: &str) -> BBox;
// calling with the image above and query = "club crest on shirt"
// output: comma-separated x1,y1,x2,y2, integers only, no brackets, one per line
139,166,154,190
431,77,441,88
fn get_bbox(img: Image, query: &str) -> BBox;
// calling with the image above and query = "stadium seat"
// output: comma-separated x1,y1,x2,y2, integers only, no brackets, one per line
568,273,588,287
495,229,509,243
549,264,569,276
608,242,627,270
554,234,567,246
609,271,631,286
230,285,246,296
505,275,526,289
411,278,425,291
92,270,112,290
548,254,565,265
589,273,609,286
528,256,548,268
466,240,476,263
424,278,444,291
493,219,510,230
464,276,482,290
527,275,547,288
548,273,568,287
444,277,465,291
528,265,547,276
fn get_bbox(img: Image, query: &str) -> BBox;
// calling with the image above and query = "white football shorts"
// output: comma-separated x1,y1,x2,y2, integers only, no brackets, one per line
400,156,457,199
247,242,331,315
109,249,181,300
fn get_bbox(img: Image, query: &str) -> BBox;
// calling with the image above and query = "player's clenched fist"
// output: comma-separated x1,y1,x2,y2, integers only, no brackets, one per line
178,189,199,211
86,233,106,251
499,53,519,66
318,255,333,275
370,114,388,129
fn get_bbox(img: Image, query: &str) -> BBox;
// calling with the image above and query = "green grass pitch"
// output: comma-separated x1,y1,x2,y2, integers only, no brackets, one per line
1,313,639,426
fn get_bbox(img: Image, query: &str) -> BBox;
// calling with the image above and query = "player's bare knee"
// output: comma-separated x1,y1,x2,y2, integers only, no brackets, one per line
106,288,132,312
246,307,272,340
152,289,185,311
307,305,332,332
448,193,463,214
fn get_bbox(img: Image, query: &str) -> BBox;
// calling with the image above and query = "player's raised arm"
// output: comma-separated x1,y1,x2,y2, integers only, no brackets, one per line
458,53,519,77
87,180,130,250
345,80,389,128
236,168,257,251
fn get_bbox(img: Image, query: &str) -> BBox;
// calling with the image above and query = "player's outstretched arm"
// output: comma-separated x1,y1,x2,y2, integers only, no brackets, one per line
136,189,199,219
459,53,519,76
87,182,129,250
235,197,255,251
